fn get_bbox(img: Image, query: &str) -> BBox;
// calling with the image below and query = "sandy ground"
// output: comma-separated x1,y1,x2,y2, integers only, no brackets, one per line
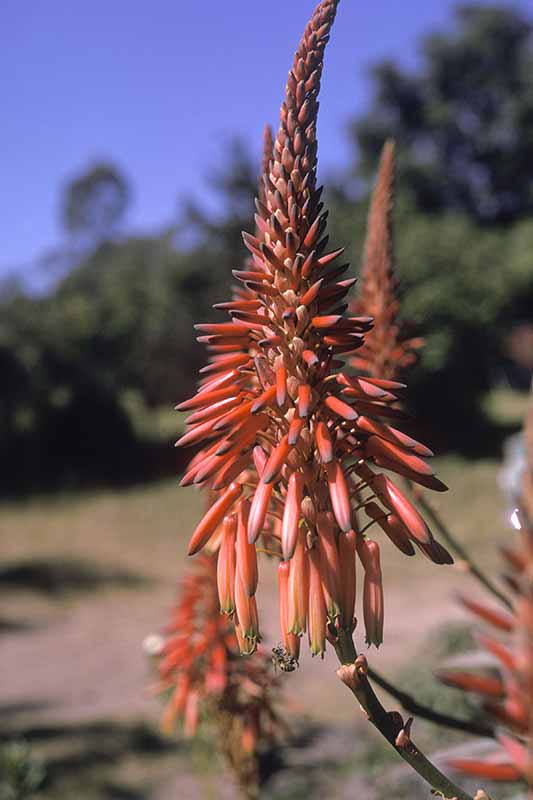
1,557,472,728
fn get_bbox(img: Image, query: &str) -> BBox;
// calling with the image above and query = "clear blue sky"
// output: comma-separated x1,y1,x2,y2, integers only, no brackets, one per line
2,0,530,281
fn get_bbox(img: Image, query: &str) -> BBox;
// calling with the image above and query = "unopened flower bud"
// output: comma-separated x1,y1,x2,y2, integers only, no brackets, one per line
286,375,300,401
301,496,316,525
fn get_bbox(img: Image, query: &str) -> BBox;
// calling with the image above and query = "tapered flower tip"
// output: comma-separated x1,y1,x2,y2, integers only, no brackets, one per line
447,758,522,782
187,482,243,555
372,473,432,545
281,471,304,560
308,546,327,656
476,633,517,671
359,539,384,646
262,435,291,483
248,480,274,543
234,622,258,656
339,529,357,631
499,734,531,778
235,566,259,642
436,669,504,698
315,420,334,463
217,515,237,614
236,499,258,597
458,595,514,632
317,511,342,620
278,559,291,647
325,459,352,532
287,529,309,636
414,537,454,565
364,501,415,556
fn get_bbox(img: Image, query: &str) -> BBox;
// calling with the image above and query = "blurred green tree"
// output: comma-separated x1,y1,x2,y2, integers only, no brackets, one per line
0,141,260,492
62,162,130,244
329,3,533,447
352,4,533,224
326,188,533,448
178,136,259,300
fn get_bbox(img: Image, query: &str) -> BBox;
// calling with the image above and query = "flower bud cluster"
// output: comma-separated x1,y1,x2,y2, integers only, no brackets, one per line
176,0,451,658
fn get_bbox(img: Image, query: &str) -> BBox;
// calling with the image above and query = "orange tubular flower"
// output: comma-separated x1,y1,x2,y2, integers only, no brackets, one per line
439,398,533,788
176,0,451,656
350,140,423,380
155,554,285,796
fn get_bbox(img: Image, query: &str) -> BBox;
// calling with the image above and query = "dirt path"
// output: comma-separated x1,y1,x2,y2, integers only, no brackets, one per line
1,557,471,725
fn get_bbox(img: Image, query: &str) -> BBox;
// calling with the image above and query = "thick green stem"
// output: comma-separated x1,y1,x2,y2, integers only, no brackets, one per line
334,631,475,800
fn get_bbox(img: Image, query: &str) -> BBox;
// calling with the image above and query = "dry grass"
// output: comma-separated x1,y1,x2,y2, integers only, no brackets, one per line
0,479,199,583
483,387,531,427
0,455,506,576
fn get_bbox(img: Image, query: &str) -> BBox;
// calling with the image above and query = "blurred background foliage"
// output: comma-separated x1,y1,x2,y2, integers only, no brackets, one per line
2,2,533,495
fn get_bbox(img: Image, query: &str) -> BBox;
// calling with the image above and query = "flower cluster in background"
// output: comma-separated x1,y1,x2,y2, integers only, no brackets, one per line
438,397,532,786
154,553,285,798
350,140,423,381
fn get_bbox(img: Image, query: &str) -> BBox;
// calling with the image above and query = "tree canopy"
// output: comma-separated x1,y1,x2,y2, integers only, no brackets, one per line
353,4,533,224
62,162,130,244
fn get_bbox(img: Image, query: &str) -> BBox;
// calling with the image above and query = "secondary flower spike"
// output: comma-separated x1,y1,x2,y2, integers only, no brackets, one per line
154,554,285,798
351,140,423,380
176,0,452,656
